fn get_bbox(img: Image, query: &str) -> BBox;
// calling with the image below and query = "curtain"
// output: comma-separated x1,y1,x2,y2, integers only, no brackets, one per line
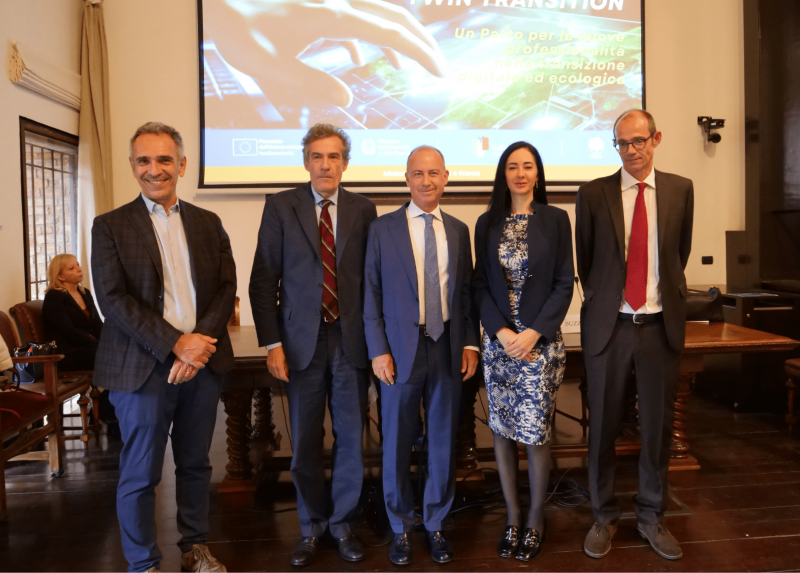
76,0,113,291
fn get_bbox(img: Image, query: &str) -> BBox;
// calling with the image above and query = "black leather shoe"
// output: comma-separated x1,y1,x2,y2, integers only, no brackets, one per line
498,525,521,558
425,530,454,563
516,520,546,562
389,533,413,566
290,537,318,567
335,534,365,562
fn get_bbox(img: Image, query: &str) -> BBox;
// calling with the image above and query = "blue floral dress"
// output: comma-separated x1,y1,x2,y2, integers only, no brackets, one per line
481,214,566,445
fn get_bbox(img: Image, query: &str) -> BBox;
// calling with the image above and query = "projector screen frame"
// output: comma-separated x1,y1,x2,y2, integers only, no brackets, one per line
196,0,646,197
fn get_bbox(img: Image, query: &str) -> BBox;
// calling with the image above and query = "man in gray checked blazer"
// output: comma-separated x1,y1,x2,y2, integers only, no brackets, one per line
92,122,235,573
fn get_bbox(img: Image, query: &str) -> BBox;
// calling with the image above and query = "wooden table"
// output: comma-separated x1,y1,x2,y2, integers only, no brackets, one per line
219,323,799,491
548,322,799,470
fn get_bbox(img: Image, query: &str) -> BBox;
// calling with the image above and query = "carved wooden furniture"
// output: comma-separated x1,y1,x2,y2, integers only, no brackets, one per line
1,311,64,520
218,325,281,492
220,323,799,488
8,301,98,449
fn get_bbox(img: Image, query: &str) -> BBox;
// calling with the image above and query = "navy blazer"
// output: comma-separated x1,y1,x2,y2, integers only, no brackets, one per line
473,203,575,342
364,203,479,385
91,195,237,392
249,183,377,370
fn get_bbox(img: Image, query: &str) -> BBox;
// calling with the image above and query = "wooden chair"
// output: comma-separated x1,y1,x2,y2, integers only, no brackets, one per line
8,301,98,448
1,311,64,520
787,358,800,432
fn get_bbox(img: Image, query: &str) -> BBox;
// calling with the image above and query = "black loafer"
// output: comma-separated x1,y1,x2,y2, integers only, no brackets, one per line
425,530,454,563
335,534,365,562
498,525,521,558
389,532,413,565
516,520,546,562
290,536,318,567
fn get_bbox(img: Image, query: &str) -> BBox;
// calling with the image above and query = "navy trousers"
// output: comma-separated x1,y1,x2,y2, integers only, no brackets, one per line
110,360,222,572
285,319,368,538
381,326,461,533
585,317,681,526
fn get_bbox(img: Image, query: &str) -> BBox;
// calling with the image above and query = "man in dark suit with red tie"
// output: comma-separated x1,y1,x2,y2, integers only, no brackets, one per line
249,124,377,567
576,110,694,561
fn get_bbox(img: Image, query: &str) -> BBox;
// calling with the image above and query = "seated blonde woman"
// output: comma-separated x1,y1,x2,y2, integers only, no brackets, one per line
42,254,103,372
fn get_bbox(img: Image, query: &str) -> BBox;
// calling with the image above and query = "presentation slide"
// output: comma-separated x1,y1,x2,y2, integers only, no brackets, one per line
199,0,643,188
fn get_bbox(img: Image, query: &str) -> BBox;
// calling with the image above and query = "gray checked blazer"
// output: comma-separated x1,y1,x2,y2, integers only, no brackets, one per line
91,195,237,393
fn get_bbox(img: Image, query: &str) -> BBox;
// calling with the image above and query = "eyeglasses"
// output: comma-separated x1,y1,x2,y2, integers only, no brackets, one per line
612,133,655,153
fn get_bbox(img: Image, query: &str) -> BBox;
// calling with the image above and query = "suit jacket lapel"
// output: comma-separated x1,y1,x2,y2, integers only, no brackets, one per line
179,200,200,290
654,170,669,256
389,204,418,296
128,196,164,282
602,170,626,265
442,211,459,305
293,183,322,261
526,209,545,282
335,186,353,265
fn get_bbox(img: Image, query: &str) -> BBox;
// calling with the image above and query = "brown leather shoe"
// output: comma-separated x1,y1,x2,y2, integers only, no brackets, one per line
583,522,617,558
637,523,682,560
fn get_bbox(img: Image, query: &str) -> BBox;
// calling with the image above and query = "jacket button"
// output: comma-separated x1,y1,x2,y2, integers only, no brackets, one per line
414,322,419,327
616,295,621,300
317,310,321,315
158,295,163,301
318,283,322,288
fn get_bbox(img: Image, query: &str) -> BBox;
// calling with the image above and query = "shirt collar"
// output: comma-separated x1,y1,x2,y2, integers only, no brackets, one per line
311,185,339,206
621,168,656,191
407,199,442,221
141,193,180,214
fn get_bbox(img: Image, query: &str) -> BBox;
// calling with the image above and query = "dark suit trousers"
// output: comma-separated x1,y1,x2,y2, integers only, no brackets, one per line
585,317,680,526
286,319,368,538
381,326,460,533
110,361,222,572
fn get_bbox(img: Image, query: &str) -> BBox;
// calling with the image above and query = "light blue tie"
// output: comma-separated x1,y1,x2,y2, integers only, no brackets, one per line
422,213,444,341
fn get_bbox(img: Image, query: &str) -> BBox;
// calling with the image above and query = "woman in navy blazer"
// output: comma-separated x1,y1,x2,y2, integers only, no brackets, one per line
473,142,574,561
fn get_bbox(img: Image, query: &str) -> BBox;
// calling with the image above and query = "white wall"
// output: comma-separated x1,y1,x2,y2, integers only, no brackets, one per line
103,0,745,326
0,0,83,315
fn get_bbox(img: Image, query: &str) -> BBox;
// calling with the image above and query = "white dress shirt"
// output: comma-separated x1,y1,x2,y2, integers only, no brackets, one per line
267,186,339,351
619,168,662,314
141,193,197,334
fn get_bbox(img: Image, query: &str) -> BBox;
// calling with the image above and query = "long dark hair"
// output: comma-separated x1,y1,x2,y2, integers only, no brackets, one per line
481,142,547,256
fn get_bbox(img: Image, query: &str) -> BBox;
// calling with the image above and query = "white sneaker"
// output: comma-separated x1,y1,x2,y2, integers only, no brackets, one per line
180,544,227,572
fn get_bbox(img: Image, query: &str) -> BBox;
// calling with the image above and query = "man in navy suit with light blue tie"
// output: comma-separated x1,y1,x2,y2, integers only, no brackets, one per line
364,146,480,566
250,124,377,567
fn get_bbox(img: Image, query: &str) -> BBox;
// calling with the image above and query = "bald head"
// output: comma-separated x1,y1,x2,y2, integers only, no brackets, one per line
406,145,445,172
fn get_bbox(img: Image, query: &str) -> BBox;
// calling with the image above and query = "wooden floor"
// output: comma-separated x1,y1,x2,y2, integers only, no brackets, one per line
2,389,800,572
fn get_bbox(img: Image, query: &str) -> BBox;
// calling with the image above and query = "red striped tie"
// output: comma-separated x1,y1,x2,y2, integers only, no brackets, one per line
319,200,339,322
625,182,648,311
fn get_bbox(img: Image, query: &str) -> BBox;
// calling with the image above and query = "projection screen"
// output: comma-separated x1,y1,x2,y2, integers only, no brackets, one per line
198,0,644,189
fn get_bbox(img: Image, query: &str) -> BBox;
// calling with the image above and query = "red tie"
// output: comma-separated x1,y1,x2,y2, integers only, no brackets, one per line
319,200,339,322
625,182,648,312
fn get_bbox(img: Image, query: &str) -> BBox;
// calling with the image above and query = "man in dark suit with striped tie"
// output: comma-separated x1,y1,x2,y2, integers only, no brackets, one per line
250,123,377,567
